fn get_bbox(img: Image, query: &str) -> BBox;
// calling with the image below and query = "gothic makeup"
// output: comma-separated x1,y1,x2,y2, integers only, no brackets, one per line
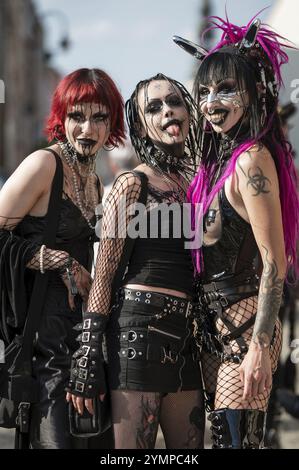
199,78,247,134
137,80,190,149
64,102,111,156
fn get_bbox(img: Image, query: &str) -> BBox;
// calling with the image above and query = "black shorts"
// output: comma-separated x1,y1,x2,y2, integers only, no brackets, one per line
105,289,202,393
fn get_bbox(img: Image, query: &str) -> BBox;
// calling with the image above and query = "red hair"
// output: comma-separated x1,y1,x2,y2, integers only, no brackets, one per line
45,68,125,146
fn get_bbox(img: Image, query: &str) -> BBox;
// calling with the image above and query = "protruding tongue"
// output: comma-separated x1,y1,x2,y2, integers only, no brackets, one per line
166,124,180,137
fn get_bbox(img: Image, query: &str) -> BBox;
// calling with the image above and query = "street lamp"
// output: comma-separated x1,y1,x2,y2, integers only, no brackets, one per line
41,10,71,62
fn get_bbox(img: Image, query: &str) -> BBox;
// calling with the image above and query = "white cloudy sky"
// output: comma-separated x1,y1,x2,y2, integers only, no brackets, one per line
34,0,277,100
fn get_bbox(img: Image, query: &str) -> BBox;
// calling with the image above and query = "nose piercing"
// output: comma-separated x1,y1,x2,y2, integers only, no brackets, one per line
207,91,218,104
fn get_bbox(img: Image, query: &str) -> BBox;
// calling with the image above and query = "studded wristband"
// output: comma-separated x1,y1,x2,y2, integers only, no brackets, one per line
67,312,108,398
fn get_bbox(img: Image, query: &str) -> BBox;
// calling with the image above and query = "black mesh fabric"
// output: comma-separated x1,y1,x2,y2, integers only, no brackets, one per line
201,295,282,411
87,172,192,315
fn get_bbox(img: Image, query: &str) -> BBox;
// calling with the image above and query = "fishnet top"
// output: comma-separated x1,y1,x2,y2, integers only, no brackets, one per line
87,171,188,315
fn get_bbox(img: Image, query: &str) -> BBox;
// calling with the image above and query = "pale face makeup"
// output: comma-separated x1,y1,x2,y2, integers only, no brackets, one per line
64,102,111,156
198,78,248,134
137,80,190,147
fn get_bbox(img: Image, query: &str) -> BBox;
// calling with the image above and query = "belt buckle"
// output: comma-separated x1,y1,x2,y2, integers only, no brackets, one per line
220,296,228,307
211,281,218,292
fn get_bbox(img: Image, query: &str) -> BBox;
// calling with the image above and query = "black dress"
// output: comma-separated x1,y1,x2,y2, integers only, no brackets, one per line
14,197,112,449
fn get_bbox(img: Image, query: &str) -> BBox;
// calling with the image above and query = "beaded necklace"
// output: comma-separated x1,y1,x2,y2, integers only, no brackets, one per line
58,140,99,230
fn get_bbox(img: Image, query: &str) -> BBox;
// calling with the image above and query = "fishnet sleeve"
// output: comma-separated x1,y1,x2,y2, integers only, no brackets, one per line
0,217,73,272
87,172,142,315
27,247,71,270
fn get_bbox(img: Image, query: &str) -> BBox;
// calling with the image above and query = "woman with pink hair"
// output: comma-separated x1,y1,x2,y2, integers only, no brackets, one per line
175,14,299,448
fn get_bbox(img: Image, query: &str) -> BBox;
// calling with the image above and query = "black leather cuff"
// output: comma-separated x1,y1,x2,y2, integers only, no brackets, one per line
67,312,108,398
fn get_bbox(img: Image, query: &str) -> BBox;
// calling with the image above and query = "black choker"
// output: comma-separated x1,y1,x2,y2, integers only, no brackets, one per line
145,142,190,175
59,140,96,165
77,153,96,165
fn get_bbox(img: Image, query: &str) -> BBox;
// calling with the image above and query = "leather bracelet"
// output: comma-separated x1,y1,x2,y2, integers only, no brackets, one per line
67,312,108,397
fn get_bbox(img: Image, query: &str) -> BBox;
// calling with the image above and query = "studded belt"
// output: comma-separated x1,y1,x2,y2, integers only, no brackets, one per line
120,288,193,318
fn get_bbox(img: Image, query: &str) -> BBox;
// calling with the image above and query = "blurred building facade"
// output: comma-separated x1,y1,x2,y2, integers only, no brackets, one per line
267,0,299,162
0,0,61,176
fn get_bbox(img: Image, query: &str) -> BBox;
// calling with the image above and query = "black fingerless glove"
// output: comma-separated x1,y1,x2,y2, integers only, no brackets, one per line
67,312,108,398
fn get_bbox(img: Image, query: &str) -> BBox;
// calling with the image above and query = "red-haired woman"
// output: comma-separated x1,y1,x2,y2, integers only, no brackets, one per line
0,68,125,448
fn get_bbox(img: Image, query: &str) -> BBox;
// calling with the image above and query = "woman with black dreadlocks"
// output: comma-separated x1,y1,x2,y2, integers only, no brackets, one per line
67,73,205,449
174,16,299,448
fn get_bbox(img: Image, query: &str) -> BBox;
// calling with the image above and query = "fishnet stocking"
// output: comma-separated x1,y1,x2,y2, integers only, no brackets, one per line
87,171,188,315
111,389,204,449
201,296,282,412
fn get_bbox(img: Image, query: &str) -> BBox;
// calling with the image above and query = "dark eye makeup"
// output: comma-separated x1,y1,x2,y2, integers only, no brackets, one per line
67,111,109,122
198,79,238,98
145,94,183,114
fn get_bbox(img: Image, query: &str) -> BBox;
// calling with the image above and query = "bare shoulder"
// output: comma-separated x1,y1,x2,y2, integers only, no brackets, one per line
236,144,275,176
235,144,279,197
1,148,58,205
16,148,57,178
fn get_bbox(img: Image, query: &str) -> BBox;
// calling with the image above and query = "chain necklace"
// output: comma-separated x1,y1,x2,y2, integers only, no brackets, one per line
58,140,99,230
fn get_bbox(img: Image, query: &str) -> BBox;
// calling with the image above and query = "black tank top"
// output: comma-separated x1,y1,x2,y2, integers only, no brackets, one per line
16,196,97,286
123,184,194,297
202,186,261,283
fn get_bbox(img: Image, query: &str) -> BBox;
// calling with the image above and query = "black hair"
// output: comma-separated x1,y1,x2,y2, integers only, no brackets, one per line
193,49,283,171
125,73,199,181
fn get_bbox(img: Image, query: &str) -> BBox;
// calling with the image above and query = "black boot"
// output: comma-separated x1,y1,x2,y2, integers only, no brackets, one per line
208,409,244,448
242,410,266,448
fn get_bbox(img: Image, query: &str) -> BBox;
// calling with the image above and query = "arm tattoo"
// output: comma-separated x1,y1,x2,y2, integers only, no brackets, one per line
237,154,271,197
253,246,284,348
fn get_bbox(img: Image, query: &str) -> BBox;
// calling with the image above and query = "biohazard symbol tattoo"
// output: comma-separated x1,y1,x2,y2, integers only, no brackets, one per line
246,166,271,196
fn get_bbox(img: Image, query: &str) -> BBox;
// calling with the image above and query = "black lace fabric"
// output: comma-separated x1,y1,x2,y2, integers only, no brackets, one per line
87,171,187,315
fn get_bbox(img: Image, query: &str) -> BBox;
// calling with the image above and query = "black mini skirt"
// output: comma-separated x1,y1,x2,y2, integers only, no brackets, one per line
105,289,202,393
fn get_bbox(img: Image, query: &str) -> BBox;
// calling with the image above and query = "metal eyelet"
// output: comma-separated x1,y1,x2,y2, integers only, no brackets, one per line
128,330,137,342
127,347,136,359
